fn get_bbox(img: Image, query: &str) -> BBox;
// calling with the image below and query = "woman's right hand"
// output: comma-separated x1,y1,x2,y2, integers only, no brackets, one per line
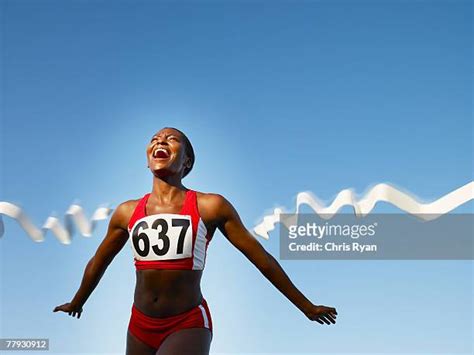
53,302,83,319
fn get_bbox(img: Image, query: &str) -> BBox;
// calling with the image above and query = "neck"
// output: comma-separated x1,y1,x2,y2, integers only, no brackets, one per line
150,174,187,203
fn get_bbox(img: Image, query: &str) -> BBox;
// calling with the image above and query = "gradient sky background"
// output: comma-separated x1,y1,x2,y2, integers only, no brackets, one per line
1,0,472,354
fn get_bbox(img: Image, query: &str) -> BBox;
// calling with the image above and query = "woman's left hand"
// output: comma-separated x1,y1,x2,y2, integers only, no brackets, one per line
304,304,338,325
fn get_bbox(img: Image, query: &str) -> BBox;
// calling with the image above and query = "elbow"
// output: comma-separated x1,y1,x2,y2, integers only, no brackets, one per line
253,251,274,274
89,255,109,273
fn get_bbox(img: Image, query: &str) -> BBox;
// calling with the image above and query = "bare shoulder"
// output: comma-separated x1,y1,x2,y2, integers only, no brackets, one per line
195,191,235,225
110,198,141,230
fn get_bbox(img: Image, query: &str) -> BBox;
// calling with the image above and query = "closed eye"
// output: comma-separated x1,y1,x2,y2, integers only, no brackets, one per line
150,134,180,143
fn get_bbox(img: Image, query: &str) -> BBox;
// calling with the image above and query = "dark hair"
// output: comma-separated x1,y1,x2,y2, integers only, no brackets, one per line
163,126,195,178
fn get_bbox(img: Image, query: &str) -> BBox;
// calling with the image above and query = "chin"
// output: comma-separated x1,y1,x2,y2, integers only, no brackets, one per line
151,167,172,177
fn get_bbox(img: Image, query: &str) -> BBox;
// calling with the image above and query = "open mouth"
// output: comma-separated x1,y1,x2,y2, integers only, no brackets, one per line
152,148,170,160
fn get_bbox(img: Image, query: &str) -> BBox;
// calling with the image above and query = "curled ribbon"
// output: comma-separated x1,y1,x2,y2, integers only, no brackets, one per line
1,182,472,243
253,181,474,239
0,202,113,244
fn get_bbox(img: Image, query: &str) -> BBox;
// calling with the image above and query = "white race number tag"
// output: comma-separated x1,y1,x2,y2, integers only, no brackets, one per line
129,214,193,261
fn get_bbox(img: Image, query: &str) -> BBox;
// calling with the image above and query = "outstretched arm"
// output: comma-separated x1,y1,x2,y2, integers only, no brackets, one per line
53,201,131,319
214,194,337,325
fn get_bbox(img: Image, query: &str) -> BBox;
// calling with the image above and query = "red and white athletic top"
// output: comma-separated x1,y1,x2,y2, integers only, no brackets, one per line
127,190,212,271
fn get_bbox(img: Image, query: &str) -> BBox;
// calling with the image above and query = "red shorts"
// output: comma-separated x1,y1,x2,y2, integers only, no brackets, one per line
128,298,213,350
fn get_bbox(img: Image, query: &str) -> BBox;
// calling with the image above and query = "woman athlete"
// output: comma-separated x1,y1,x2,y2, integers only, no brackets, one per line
53,127,338,355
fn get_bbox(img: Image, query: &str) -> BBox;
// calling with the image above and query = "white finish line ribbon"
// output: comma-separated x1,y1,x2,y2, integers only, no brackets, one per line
0,202,113,244
253,181,474,239
1,181,473,244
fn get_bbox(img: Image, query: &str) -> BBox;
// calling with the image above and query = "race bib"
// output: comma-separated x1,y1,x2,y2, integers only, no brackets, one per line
129,214,193,261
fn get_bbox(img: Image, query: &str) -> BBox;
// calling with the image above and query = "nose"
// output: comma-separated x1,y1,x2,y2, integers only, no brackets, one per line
156,136,169,146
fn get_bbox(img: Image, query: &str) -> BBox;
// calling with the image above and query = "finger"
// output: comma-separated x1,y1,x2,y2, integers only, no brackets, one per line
78,312,81,319
325,313,336,324
320,316,331,325
68,312,72,316
72,312,77,317
332,307,337,315
315,318,324,325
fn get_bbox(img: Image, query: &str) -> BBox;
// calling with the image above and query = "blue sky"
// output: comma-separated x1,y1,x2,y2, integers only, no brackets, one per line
1,0,472,354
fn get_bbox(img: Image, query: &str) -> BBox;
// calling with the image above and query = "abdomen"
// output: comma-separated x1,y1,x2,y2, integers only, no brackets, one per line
133,269,203,317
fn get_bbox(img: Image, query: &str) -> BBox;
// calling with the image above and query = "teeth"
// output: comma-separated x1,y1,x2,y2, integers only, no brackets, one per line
153,148,169,158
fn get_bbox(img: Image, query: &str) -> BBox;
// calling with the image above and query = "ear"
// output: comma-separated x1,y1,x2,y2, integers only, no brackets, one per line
182,154,190,168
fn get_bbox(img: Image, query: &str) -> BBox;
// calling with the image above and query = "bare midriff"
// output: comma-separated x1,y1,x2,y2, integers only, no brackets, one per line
133,269,203,318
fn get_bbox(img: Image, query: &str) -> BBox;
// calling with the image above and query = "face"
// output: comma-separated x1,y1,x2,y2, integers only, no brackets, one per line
146,128,190,178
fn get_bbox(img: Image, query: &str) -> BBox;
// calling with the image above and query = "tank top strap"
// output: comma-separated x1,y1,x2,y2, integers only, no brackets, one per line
180,189,196,215
128,193,150,231
181,189,200,236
